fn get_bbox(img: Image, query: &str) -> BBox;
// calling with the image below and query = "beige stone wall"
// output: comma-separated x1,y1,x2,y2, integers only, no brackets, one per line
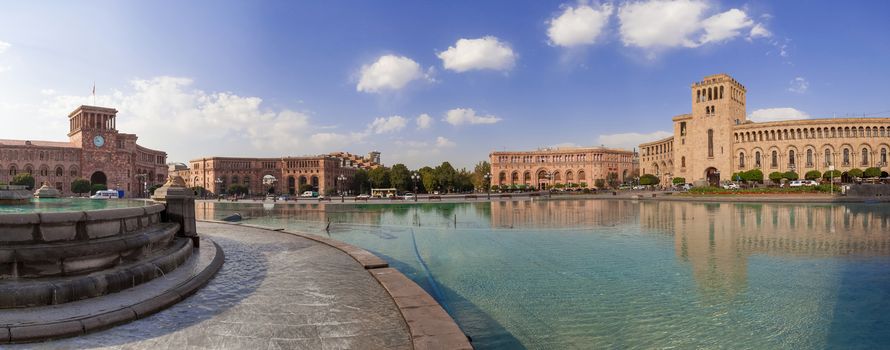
490,147,637,189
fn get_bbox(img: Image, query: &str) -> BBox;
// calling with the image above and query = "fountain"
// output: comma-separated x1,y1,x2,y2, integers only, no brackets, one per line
33,182,61,198
0,175,222,343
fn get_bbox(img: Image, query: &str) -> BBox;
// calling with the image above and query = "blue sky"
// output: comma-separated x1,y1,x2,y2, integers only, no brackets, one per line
1,1,888,169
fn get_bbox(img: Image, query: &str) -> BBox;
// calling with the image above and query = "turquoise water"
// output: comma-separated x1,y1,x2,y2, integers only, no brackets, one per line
197,200,890,349
0,198,155,213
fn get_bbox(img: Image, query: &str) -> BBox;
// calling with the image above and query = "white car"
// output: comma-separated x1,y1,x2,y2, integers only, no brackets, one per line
90,190,119,199
356,194,370,199
787,180,804,187
722,183,739,190
403,193,416,200
300,191,318,197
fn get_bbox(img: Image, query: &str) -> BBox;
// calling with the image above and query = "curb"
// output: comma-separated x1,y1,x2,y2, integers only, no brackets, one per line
1,239,225,344
199,219,474,350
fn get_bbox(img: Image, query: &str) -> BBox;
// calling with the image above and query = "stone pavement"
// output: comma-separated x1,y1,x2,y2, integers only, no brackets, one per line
14,221,413,349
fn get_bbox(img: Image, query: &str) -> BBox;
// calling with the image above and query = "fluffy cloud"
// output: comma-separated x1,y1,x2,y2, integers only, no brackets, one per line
369,115,407,134
596,130,673,150
36,76,373,162
435,136,456,148
416,113,433,129
788,77,808,94
0,41,9,53
617,0,763,49
748,108,810,123
356,55,427,93
443,108,501,126
749,23,772,39
437,36,516,72
547,4,613,47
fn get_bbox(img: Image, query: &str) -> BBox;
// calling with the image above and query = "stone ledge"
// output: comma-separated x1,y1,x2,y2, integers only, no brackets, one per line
0,239,224,344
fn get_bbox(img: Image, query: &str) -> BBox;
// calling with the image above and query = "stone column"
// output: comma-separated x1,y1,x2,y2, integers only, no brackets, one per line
151,175,199,248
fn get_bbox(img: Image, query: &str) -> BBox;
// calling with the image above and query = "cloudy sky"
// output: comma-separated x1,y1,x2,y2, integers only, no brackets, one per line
1,1,888,169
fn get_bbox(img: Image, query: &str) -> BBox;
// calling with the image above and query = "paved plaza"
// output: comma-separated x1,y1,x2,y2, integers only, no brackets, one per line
14,222,412,349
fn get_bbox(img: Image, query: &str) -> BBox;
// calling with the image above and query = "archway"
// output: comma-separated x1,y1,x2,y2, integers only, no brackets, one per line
310,176,319,191
841,172,852,183
287,176,296,195
705,167,720,186
90,171,107,187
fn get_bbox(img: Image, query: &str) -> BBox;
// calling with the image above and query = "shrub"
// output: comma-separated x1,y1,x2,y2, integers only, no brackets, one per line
11,173,35,189
805,170,822,180
822,170,842,179
783,171,799,181
672,177,686,185
594,179,606,189
848,168,863,178
71,178,91,195
863,167,882,178
639,174,659,186
768,171,784,182
579,182,588,188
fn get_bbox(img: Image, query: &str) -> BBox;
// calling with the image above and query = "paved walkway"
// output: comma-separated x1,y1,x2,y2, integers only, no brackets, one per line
19,222,412,350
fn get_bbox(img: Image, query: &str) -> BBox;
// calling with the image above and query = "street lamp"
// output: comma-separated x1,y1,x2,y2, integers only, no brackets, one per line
337,174,347,202
410,172,420,202
262,175,277,200
215,177,223,201
483,172,492,200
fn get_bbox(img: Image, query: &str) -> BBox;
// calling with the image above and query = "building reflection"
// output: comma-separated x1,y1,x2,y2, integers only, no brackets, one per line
488,199,638,229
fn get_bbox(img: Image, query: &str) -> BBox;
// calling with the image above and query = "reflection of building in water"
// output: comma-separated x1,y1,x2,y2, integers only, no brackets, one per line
489,199,638,229
640,201,890,299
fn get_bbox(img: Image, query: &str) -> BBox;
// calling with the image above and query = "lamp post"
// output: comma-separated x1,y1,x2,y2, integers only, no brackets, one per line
215,177,223,201
483,172,492,200
262,175,277,200
411,172,420,202
337,174,347,202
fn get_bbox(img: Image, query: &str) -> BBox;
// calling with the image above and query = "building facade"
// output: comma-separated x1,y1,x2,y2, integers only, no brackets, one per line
490,147,638,189
177,153,374,196
640,73,890,186
0,105,168,197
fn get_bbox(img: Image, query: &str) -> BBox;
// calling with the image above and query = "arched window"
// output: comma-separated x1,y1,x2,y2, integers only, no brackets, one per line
806,149,813,166
8,165,16,176
708,87,713,101
843,148,850,165
825,149,832,166
789,150,796,166
882,148,888,165
696,90,701,102
755,151,761,167
707,129,714,157
771,150,778,168
681,156,686,167
739,152,745,168
719,86,724,99
862,148,869,165
55,167,64,177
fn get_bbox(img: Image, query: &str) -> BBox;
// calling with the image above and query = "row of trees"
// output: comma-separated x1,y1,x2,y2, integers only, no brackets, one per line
3,173,106,195
354,161,492,194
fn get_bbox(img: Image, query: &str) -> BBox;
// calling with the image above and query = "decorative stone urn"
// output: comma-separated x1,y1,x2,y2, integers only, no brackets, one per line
152,175,198,247
0,184,32,204
33,182,62,198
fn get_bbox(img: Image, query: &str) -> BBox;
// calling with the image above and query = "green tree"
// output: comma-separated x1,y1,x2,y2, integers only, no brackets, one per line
227,183,248,195
639,174,659,186
11,173,35,189
822,170,842,180
863,167,882,178
472,161,491,190
848,168,864,178
672,177,686,185
436,162,457,193
368,167,391,188
351,169,369,194
606,172,620,189
743,169,764,183
768,171,785,183
594,179,606,189
783,171,799,181
805,170,822,180
419,166,437,193
389,164,410,191
71,178,91,196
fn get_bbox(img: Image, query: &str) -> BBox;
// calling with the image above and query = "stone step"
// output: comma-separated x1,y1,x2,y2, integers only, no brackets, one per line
0,236,194,308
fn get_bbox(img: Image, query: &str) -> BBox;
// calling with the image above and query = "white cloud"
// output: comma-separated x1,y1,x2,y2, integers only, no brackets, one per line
788,77,808,94
617,0,761,49
596,130,673,150
435,136,456,148
437,36,516,72
547,4,613,47
699,9,753,45
749,23,771,39
369,115,407,134
356,55,427,93
443,108,501,126
416,113,432,129
748,108,810,123
0,41,9,53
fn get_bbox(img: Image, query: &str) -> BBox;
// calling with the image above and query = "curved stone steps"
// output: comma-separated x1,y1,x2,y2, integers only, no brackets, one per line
0,236,194,308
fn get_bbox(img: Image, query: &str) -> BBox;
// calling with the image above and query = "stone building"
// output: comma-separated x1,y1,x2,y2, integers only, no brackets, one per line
489,147,638,189
0,105,168,197
327,151,382,169
177,154,366,196
640,73,890,186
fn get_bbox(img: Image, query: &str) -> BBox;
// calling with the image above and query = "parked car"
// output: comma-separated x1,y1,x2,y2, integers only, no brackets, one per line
786,180,805,187
722,183,740,190
356,194,370,199
677,183,694,191
90,190,119,199
403,193,416,200
618,185,631,190
300,191,318,197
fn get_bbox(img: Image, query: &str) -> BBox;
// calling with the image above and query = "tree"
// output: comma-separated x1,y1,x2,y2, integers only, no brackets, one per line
672,177,686,185
436,162,457,192
71,178,91,196
864,167,882,178
783,171,799,181
805,170,822,180
822,170,842,180
606,172,620,189
389,164,410,191
848,168,863,178
594,179,606,189
351,169,369,194
227,184,248,195
11,173,35,189
639,174,659,186
768,171,785,183
368,167,391,188
419,166,437,193
472,161,491,190
147,183,163,195
742,169,763,183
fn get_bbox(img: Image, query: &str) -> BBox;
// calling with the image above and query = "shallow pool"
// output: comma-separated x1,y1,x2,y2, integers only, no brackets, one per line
197,199,890,349
0,198,155,213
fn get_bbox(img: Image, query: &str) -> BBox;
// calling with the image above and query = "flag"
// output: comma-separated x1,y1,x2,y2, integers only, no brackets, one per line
92,82,95,96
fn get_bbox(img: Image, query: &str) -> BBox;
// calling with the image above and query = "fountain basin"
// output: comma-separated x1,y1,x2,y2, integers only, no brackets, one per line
0,185,31,205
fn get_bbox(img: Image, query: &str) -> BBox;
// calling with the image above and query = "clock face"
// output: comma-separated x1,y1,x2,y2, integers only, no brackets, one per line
93,135,105,148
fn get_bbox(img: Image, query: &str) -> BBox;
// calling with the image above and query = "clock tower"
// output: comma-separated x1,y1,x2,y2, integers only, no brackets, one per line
68,105,126,189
